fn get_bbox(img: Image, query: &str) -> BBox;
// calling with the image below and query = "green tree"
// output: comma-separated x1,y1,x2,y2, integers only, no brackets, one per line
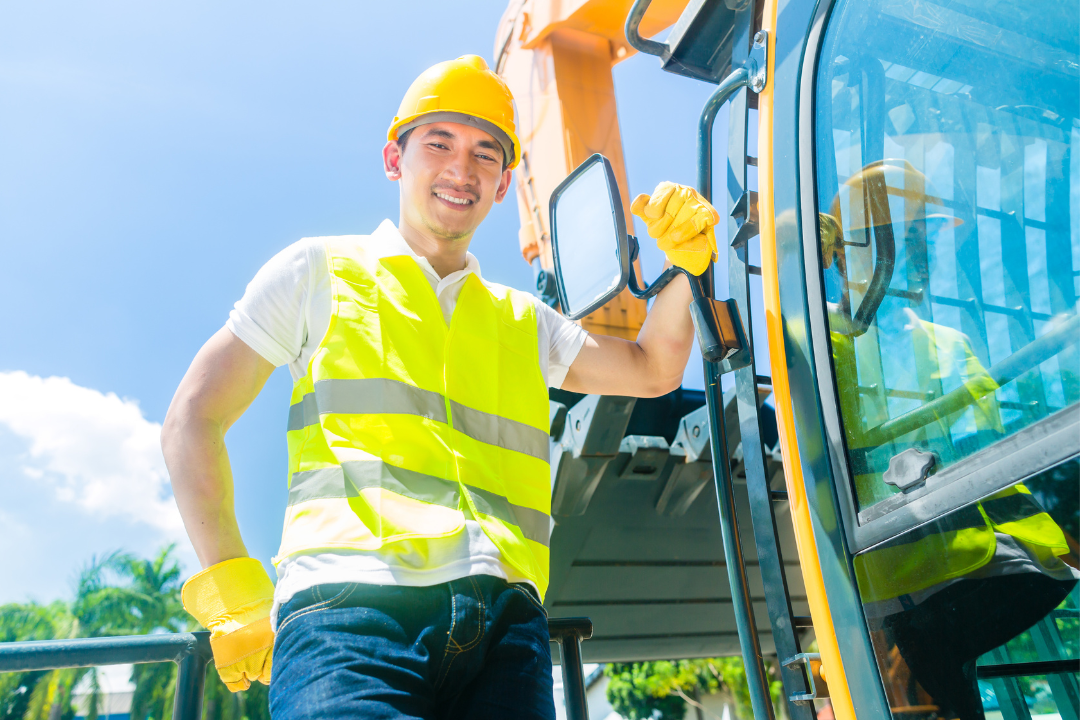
0,545,270,720
0,601,80,720
604,657,787,720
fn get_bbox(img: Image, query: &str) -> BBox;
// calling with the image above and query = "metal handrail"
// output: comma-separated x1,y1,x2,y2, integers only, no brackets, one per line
0,632,212,720
1,622,594,719
697,64,778,720
624,0,669,58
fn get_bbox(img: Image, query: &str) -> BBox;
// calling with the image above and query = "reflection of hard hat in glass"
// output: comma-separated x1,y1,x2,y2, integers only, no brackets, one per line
829,159,963,233
388,55,521,169
821,159,962,274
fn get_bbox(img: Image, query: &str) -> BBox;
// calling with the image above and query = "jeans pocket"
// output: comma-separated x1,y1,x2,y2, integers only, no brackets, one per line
509,583,548,618
277,582,358,634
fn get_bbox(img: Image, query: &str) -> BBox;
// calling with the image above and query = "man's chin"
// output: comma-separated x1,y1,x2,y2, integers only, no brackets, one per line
419,211,479,241
423,215,477,242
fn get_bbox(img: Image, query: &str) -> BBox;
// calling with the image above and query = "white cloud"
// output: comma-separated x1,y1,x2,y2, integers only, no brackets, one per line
0,371,182,535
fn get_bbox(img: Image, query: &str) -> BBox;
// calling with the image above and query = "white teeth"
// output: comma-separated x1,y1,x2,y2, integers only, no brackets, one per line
435,192,472,206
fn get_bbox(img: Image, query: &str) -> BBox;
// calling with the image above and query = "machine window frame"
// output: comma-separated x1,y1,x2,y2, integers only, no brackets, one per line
796,0,1080,553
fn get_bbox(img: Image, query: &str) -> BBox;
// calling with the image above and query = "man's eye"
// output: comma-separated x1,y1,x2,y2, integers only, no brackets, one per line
477,153,496,162
428,143,448,150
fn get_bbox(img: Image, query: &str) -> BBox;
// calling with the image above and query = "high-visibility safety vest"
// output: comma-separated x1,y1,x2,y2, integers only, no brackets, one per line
274,237,553,598
855,484,1070,604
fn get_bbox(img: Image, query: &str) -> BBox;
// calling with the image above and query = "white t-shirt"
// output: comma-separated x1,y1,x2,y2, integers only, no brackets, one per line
225,219,588,626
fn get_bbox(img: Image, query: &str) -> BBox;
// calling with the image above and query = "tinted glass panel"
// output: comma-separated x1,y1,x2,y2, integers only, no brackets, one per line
855,459,1079,720
813,0,1080,512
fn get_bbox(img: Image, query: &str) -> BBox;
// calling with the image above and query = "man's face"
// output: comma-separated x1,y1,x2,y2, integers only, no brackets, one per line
384,121,513,242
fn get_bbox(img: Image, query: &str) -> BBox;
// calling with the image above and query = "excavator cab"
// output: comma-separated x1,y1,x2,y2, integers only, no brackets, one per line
497,0,1079,716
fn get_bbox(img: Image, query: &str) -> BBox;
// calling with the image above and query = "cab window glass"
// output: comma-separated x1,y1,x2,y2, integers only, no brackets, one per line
813,0,1080,512
855,460,1079,720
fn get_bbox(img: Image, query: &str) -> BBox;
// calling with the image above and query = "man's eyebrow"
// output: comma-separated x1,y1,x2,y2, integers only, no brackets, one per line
420,127,456,141
475,138,505,160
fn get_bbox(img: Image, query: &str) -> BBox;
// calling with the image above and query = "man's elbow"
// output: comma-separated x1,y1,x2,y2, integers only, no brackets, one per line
160,403,186,463
637,372,684,398
634,342,687,398
160,393,209,462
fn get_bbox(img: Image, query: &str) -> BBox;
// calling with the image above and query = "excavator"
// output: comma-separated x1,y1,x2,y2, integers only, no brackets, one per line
0,2,1075,719
493,0,1080,718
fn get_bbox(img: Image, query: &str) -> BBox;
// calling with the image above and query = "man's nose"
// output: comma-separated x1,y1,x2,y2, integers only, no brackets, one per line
443,149,478,185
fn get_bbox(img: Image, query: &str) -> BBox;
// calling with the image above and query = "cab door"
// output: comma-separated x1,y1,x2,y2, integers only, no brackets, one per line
803,0,1080,716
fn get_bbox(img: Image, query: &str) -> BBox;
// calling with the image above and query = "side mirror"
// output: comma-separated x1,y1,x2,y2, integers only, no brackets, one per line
548,154,630,320
549,154,752,371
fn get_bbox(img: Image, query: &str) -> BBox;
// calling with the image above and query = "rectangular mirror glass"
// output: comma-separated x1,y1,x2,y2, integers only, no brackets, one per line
549,154,629,320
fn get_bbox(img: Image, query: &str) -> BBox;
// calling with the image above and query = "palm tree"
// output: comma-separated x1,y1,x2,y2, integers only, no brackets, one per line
68,546,189,720
1,545,270,720
0,601,80,720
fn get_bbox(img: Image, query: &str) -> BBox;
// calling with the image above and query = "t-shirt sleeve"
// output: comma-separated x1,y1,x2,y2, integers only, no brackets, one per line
535,300,589,389
226,238,323,368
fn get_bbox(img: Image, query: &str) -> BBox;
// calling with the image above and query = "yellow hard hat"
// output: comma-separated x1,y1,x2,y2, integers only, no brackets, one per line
388,55,520,169
829,159,962,233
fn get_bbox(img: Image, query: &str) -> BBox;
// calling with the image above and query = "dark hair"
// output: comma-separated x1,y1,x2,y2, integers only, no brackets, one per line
396,127,414,153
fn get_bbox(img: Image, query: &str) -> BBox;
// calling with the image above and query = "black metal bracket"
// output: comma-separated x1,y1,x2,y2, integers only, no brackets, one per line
625,0,751,85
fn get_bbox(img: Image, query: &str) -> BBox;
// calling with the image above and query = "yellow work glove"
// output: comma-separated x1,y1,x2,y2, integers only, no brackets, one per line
631,181,720,276
181,557,275,692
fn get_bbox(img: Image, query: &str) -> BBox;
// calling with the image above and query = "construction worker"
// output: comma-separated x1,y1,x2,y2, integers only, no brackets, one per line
161,55,721,719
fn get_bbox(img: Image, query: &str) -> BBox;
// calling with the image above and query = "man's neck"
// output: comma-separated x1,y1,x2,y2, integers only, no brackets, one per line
397,216,471,279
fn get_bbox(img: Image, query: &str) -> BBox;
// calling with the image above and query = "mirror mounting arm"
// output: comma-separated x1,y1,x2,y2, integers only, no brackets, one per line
625,234,749,366
625,234,696,301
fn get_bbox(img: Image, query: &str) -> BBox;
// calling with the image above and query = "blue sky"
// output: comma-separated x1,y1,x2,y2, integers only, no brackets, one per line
0,0,729,602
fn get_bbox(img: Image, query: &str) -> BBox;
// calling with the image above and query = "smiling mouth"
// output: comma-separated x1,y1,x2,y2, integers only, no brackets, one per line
433,191,475,206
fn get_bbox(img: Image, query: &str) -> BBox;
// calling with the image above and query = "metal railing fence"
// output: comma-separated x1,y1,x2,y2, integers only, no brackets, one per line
0,620,594,720
0,632,212,720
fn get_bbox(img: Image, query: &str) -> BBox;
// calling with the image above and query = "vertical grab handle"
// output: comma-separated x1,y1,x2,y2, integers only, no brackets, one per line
549,617,594,720
695,45,776,720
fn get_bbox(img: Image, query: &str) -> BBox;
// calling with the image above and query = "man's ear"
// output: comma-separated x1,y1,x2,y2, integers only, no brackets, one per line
493,167,513,203
383,140,403,181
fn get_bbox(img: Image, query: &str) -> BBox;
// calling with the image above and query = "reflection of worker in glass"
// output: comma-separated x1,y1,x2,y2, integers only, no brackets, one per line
820,161,1080,717
856,486,1078,719
819,159,962,337
819,160,965,482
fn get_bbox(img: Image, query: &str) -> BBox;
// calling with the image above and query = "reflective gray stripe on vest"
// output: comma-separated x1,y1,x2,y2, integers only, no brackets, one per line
287,462,550,547
465,484,551,551
287,393,320,432
287,379,447,431
449,400,550,462
287,380,548,462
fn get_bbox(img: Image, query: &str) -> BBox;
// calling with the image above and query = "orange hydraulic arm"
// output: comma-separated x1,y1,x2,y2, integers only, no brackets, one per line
493,0,688,340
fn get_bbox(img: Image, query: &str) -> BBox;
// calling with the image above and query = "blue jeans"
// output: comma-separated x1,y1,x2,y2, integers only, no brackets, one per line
269,575,556,720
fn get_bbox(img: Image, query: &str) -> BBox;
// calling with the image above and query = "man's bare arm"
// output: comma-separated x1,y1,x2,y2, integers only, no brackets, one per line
162,328,275,568
562,271,696,398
